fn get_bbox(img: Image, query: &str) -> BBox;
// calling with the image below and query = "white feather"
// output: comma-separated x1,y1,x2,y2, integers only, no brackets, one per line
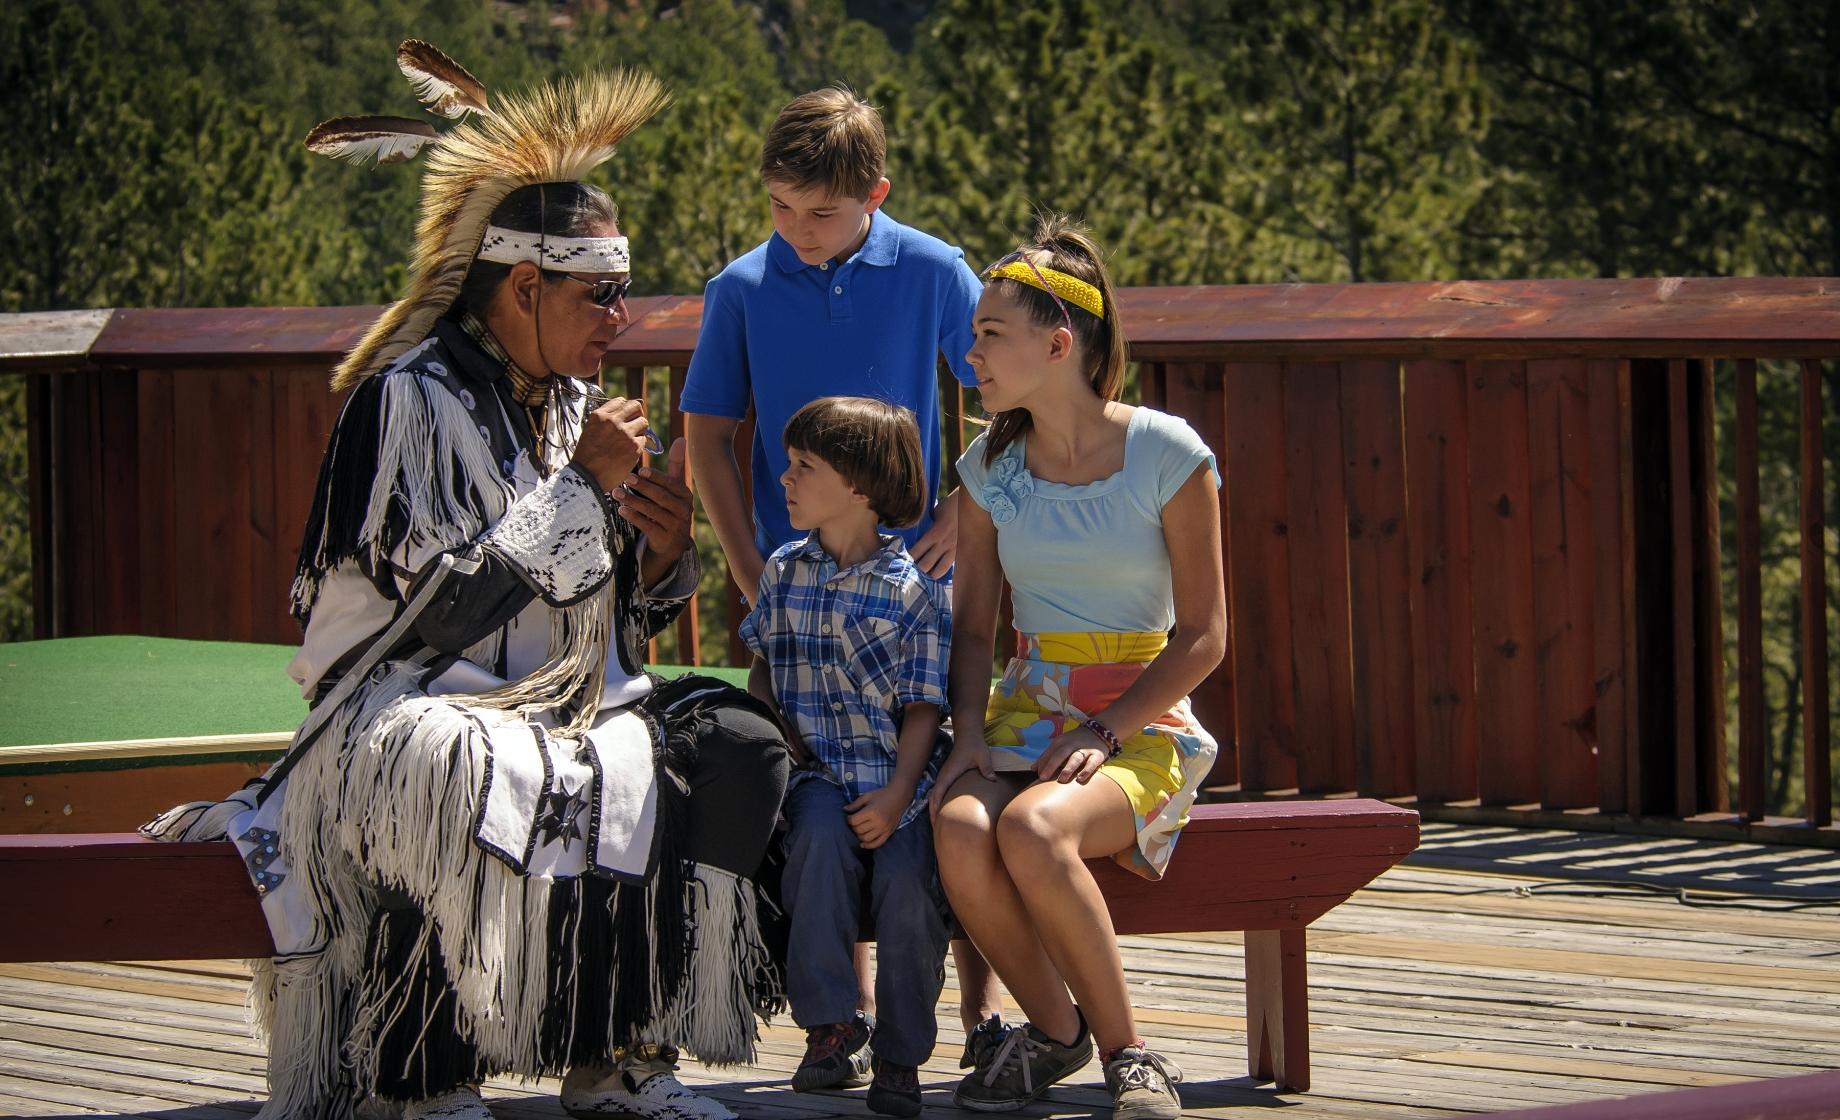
397,39,491,119
304,115,438,166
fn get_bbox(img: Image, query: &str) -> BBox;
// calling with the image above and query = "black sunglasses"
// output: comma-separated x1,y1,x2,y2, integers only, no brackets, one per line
558,273,633,308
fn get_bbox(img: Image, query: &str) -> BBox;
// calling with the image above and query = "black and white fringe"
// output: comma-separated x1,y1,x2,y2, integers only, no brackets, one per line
292,357,514,623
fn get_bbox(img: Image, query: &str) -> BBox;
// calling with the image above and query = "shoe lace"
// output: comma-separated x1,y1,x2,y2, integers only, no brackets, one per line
981,1026,1049,1093
875,1061,919,1091
1112,1049,1183,1092
805,1020,858,1062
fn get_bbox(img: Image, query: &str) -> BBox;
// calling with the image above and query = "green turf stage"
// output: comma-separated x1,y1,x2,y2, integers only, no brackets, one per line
0,636,747,750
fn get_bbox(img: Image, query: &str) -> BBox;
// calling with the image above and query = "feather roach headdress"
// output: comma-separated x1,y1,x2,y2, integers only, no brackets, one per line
307,41,669,391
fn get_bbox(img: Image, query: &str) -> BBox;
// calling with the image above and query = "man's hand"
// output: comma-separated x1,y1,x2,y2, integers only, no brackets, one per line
621,439,694,577
573,397,651,493
909,492,959,578
845,782,913,850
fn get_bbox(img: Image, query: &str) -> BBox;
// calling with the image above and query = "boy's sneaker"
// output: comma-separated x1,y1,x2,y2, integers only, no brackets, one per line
959,1013,1007,1069
953,1021,1093,1112
865,1057,922,1117
792,1013,874,1092
1103,1046,1184,1120
560,1045,737,1120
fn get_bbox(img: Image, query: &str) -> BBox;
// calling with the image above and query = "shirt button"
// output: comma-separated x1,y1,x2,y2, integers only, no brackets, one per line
832,701,844,711
844,771,856,782
842,743,853,753
818,262,829,271
833,285,843,295
822,623,832,634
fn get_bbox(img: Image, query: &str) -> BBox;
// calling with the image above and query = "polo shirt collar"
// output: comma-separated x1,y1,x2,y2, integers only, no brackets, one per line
768,210,901,274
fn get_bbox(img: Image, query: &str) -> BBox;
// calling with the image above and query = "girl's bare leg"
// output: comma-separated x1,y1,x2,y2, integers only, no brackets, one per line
952,938,1003,1031
933,772,1080,1041
854,943,875,1017
995,776,1139,1051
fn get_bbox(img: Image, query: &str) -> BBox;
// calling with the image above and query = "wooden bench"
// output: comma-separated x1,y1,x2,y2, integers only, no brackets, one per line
0,798,1417,1092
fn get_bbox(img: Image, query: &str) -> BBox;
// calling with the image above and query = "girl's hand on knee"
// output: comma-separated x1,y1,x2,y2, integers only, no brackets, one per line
927,741,994,820
1035,726,1108,785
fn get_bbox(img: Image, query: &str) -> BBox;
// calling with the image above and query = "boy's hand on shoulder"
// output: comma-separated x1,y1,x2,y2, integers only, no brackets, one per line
909,495,958,578
844,782,913,850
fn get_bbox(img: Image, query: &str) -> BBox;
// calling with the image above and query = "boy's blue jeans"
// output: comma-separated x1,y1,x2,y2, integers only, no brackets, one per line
780,775,949,1067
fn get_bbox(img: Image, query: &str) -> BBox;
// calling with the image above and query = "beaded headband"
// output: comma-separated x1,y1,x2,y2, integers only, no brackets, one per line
477,227,631,272
985,260,1104,319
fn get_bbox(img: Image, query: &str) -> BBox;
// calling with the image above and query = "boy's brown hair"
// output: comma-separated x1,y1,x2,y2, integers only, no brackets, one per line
783,396,927,528
759,87,886,200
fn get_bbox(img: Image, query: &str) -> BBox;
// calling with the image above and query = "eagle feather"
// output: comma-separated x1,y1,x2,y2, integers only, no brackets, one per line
398,39,491,119
304,116,440,165
331,69,671,391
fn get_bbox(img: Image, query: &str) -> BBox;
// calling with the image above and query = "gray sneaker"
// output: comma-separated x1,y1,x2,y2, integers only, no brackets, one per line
1103,1046,1184,1120
953,1021,1093,1112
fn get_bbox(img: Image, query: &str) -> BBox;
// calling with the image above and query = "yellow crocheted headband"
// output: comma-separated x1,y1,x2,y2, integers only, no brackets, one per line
984,260,1105,320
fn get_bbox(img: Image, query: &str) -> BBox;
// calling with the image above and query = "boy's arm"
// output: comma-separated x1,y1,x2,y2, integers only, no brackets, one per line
748,653,814,768
685,412,766,597
909,487,957,578
911,258,986,575
845,701,941,849
889,701,943,796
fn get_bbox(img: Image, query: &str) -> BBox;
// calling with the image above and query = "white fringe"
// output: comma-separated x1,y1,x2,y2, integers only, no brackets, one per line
642,864,771,1067
360,369,514,582
472,590,611,737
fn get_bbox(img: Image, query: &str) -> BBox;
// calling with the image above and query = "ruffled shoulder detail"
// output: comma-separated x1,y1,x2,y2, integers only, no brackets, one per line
980,440,1034,525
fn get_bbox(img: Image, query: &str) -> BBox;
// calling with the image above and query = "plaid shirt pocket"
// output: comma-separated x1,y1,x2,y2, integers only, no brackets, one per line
841,615,901,703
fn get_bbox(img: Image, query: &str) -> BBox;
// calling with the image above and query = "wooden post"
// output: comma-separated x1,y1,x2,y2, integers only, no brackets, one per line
1667,359,1699,815
1244,928,1309,1091
1342,360,1416,798
1800,361,1831,827
1404,360,1478,804
1283,362,1355,794
1734,360,1765,821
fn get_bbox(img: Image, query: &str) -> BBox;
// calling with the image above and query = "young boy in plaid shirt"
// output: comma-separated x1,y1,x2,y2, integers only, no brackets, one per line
740,397,951,1117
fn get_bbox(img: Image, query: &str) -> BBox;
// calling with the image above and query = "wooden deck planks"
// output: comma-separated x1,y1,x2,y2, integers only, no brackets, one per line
3,826,1837,1119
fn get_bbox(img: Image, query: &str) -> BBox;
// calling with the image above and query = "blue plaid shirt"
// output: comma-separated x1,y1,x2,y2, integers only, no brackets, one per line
740,533,951,827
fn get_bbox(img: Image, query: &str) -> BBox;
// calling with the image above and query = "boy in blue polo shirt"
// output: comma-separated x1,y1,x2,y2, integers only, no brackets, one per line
681,86,981,595
681,82,1002,1096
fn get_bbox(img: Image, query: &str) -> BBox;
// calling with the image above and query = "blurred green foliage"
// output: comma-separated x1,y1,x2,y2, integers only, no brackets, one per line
1,0,1835,812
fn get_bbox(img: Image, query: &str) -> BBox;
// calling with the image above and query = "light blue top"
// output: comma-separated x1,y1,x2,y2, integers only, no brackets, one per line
957,407,1219,635
679,210,983,557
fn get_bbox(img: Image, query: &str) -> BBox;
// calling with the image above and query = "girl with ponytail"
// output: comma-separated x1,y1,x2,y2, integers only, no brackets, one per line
928,215,1226,1120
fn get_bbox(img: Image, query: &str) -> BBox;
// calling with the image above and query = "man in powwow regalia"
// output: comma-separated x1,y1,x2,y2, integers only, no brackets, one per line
147,43,789,1120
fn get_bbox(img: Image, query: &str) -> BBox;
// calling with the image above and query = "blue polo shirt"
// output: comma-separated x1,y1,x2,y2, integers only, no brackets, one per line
680,210,982,557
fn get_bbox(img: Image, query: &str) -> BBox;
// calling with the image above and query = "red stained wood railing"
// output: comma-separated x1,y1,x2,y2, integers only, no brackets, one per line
1799,361,1831,828
6,278,1839,840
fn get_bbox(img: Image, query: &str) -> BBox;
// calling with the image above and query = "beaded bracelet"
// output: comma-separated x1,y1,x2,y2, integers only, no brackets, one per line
1081,717,1124,759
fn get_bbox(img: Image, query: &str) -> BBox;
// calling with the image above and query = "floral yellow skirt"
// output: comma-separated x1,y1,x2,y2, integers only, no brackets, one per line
985,631,1218,880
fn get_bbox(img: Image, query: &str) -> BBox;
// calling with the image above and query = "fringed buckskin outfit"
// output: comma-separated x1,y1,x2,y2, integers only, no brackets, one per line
146,46,787,1120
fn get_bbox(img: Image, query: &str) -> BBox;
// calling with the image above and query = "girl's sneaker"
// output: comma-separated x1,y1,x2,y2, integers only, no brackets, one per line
959,1014,1007,1069
953,1021,1092,1112
1102,1045,1184,1120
